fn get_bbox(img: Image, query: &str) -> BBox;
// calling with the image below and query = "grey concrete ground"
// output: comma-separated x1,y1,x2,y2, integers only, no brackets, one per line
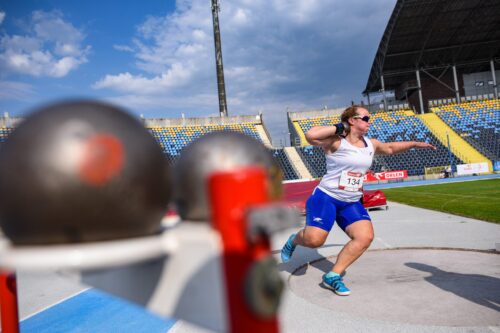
16,271,88,320
5,201,500,333
290,250,499,326
273,201,500,333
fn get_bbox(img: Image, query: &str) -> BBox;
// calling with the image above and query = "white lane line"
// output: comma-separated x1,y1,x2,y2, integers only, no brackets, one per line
20,287,91,321
375,237,393,249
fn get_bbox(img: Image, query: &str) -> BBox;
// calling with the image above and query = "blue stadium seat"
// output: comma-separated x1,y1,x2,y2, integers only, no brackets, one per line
295,146,325,178
367,110,463,175
0,127,14,144
434,100,499,160
271,149,299,180
294,110,464,176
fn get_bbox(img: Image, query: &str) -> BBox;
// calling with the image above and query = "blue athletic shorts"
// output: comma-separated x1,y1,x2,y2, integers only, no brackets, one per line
305,187,371,232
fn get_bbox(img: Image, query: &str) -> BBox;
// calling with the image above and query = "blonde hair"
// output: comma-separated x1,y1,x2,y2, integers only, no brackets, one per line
340,105,365,134
340,105,363,123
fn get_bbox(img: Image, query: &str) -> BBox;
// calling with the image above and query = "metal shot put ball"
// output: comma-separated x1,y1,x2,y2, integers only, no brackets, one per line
0,100,171,245
174,131,283,221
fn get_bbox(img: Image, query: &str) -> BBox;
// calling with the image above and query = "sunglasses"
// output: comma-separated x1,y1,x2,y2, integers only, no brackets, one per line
353,115,370,123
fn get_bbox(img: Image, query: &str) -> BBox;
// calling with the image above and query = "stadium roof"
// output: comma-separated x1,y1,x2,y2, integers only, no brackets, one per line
364,0,500,94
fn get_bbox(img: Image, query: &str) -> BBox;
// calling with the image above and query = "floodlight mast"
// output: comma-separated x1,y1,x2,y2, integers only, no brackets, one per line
211,0,228,117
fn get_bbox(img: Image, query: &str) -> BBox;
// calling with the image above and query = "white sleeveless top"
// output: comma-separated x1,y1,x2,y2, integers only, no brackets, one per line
318,136,374,202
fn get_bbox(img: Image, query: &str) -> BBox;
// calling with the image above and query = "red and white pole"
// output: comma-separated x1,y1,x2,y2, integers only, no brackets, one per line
0,271,20,333
209,167,279,333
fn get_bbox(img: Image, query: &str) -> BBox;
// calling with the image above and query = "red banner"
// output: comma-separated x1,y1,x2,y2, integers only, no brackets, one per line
364,170,408,182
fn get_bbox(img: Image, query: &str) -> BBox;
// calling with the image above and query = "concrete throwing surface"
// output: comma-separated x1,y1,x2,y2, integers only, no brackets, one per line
289,249,500,326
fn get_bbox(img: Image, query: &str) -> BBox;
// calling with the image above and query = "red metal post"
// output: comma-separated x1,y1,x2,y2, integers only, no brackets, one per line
209,167,279,333
0,271,20,333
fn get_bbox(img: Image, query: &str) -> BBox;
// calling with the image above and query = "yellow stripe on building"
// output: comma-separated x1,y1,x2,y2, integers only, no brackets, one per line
293,121,308,146
419,113,492,172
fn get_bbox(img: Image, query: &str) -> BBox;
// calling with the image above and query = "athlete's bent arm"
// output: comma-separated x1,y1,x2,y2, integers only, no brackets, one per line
371,139,436,155
305,123,345,147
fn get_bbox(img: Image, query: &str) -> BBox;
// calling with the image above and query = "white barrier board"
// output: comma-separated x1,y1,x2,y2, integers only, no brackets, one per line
456,162,489,175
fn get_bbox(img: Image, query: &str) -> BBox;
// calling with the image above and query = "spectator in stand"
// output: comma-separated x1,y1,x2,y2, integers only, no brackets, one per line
281,105,436,296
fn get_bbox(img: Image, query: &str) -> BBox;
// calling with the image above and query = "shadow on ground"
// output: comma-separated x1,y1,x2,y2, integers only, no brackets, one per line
405,262,500,312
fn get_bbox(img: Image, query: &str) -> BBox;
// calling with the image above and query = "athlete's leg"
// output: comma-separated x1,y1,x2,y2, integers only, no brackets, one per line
293,225,329,248
295,188,336,248
331,219,373,274
322,201,372,295
281,188,335,262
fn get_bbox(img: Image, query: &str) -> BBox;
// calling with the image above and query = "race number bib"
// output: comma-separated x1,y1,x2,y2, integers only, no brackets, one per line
338,171,364,192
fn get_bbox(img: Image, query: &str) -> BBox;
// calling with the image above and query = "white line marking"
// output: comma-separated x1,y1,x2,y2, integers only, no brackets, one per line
488,326,500,333
375,237,393,249
20,287,91,321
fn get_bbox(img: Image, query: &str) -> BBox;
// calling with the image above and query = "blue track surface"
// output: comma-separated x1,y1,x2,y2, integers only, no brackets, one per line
21,289,176,333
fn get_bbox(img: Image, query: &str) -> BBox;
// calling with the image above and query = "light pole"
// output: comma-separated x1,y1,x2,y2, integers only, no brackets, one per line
211,0,228,117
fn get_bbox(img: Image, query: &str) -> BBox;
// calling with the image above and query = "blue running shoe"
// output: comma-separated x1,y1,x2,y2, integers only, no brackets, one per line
322,272,351,296
280,233,296,263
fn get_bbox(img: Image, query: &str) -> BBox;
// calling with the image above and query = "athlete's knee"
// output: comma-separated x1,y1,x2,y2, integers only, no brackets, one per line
356,232,374,249
302,233,327,248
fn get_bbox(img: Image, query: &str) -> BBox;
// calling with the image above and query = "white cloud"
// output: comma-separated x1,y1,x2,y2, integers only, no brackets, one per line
0,81,34,100
0,10,90,78
0,12,5,25
113,44,134,52
93,61,193,93
103,92,218,111
93,0,394,138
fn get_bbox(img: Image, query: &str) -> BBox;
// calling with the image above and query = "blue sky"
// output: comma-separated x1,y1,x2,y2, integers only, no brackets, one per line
0,0,394,144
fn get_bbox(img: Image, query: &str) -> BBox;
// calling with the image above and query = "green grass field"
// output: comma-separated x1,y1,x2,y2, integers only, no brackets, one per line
381,179,500,223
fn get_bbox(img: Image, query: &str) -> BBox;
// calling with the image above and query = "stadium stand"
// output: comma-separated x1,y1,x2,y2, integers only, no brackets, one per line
0,116,20,145
288,108,344,146
0,127,13,144
1,100,492,180
296,117,339,139
148,123,262,163
296,146,325,178
368,110,464,176
282,147,313,179
271,148,299,180
363,0,500,115
433,99,499,161
145,114,269,164
290,109,465,176
147,120,302,180
0,114,304,181
146,116,307,181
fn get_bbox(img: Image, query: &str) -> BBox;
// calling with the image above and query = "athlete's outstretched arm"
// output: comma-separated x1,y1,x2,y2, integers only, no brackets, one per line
371,139,436,155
